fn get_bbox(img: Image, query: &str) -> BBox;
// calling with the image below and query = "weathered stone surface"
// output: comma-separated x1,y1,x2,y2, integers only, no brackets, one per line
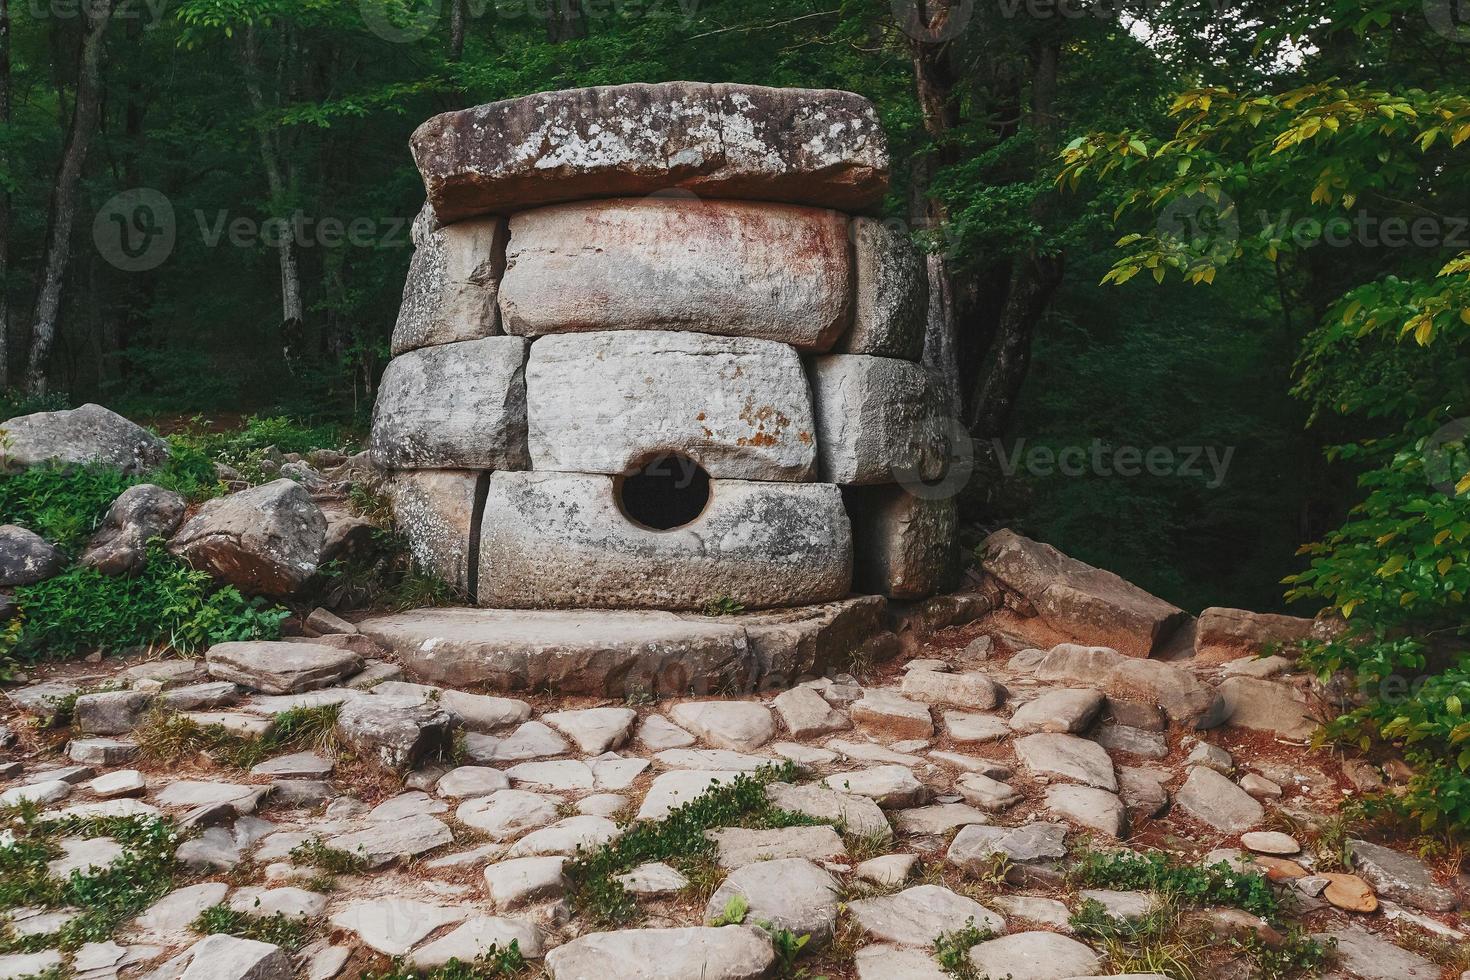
1315,926,1437,979
967,932,1101,980
0,403,167,475
670,701,775,752
837,217,926,360
483,857,567,909
156,780,264,813
463,721,569,763
393,214,506,355
699,595,886,684
708,826,846,869
1216,676,1319,740
412,82,888,222
616,862,689,896
764,782,891,840
1346,839,1457,912
131,882,230,942
323,813,454,869
1117,766,1169,818
848,885,1004,947
894,802,991,835
80,484,186,576
250,751,333,779
175,934,293,980
1015,733,1116,791
503,200,851,352
48,837,124,878
1175,766,1263,833
0,779,71,807
159,681,241,712
947,822,1068,869
844,486,955,599
982,529,1188,658
772,687,850,738
410,915,545,968
706,858,841,945
330,898,465,956
809,355,947,486
74,690,155,735
360,607,754,696
479,472,852,610
1035,644,1224,728
1195,606,1316,663
850,690,934,737
90,770,145,798
955,773,1021,813
638,770,742,821
542,707,637,754
206,641,361,695
526,331,816,482
507,815,620,857
457,790,560,839
899,669,1001,710
638,714,696,750
855,853,918,887
67,737,139,766
543,924,776,980
989,895,1072,931
369,336,529,471
0,525,64,585
335,695,452,769
944,711,1010,743
1009,689,1105,734
822,765,926,808
1091,723,1167,760
1184,740,1232,774
169,480,326,595
1044,785,1128,837
853,945,948,980
383,470,478,593
1240,831,1299,855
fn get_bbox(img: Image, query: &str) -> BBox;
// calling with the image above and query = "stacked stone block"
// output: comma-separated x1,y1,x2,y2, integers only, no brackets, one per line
370,81,957,610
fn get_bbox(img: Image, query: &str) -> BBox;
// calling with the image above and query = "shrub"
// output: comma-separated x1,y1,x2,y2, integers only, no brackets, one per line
10,546,286,660
1067,848,1279,920
0,464,134,551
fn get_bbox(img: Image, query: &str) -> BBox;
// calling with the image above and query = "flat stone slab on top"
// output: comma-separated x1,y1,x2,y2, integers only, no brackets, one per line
411,81,889,223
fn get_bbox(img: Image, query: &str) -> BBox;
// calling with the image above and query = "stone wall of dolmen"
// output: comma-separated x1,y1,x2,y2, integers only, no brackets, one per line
370,81,958,611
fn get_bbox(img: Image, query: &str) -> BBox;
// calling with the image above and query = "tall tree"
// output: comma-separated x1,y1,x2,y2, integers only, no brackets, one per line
25,0,118,394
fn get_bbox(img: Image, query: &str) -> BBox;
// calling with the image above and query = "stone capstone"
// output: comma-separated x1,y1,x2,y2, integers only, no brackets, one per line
392,212,506,355
0,403,168,475
502,199,852,351
368,336,529,471
478,471,852,610
412,81,888,222
525,330,817,481
169,479,326,596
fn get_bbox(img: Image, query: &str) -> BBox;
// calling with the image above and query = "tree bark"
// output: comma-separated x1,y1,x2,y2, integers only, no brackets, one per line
25,0,117,395
547,0,585,43
449,0,466,60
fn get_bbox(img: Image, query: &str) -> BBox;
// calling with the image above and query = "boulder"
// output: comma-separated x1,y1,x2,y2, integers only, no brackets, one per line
412,81,888,222
501,199,851,351
359,607,755,697
478,472,851,610
844,486,956,599
335,695,454,769
383,469,478,593
1035,643,1224,728
169,479,326,595
74,690,155,735
1194,606,1317,663
525,331,817,481
0,525,64,586
809,355,948,485
981,529,1188,657
81,484,187,576
368,336,529,471
1216,676,1319,740
837,217,926,360
392,212,506,355
0,403,167,474
543,925,776,980
205,641,361,694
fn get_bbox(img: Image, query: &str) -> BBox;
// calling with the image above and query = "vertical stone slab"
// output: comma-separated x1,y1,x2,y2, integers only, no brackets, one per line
384,470,480,592
835,217,926,360
844,485,956,599
808,355,948,485
369,337,530,471
391,210,507,356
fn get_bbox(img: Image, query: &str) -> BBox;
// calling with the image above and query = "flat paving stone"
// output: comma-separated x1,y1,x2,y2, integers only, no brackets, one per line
854,853,918,886
850,690,934,738
505,760,595,791
616,861,689,896
1315,925,1438,979
821,765,926,808
900,669,1002,709
484,856,567,909
670,701,777,752
1014,733,1117,791
894,803,990,836
637,714,696,750
948,822,1068,869
967,931,1102,980
956,773,1021,812
542,707,637,754
654,748,769,771
456,791,560,840
764,782,891,840
67,738,139,766
1174,766,1263,834
435,766,512,798
1044,785,1128,837
1008,689,1105,734
848,884,1005,947
322,813,454,868
825,739,924,766
771,742,838,766
329,898,466,956
638,770,742,820
705,858,841,946
854,944,948,979
206,641,361,695
463,721,569,763
707,825,846,868
943,711,1010,743
990,895,1072,931
771,687,850,738
544,925,776,980
1346,838,1457,912
410,915,546,966
48,837,124,878
90,770,145,798
228,886,328,919
505,815,620,857
250,752,333,779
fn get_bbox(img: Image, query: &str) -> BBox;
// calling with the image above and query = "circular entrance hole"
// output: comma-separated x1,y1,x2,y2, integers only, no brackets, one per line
616,453,711,531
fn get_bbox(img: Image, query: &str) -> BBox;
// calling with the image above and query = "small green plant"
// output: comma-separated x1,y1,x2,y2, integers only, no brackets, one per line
702,595,746,616
1067,847,1280,920
710,894,749,926
0,463,133,550
932,916,993,979
191,903,311,951
1069,898,1209,980
759,924,812,978
136,704,341,772
288,837,369,875
1232,928,1335,980
361,943,527,978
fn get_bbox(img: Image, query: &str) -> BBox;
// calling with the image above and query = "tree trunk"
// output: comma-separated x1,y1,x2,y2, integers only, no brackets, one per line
449,0,466,60
0,0,11,388
547,0,585,43
25,0,116,395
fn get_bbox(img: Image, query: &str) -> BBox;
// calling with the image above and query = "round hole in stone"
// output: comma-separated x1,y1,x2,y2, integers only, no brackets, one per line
615,453,712,531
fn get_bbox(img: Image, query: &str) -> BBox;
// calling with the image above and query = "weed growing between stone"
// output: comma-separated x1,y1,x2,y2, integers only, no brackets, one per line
136,703,341,771
287,836,369,875
931,916,996,979
0,805,180,953
1067,847,1280,919
360,943,528,979
191,903,312,951
564,761,815,928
